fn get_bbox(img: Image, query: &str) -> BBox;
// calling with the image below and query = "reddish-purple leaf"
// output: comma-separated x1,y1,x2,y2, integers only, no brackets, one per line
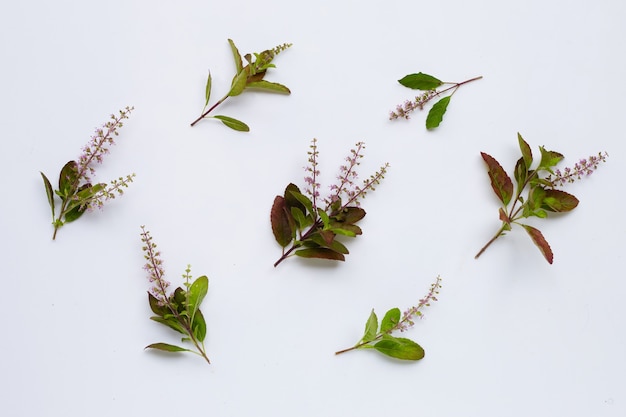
541,189,579,212
295,247,345,261
481,152,514,205
521,224,554,264
271,196,293,247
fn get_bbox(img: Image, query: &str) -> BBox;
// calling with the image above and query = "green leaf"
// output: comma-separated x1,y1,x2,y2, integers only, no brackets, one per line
541,189,579,212
288,190,314,216
361,309,378,343
307,233,349,254
246,80,291,94
150,316,186,334
518,133,533,168
290,206,309,229
228,70,248,97
480,152,514,206
330,224,362,237
63,201,86,223
538,146,564,171
148,292,171,317
295,247,345,261
170,287,187,315
204,71,212,108
425,96,451,129
40,172,55,219
58,160,79,198
227,39,243,73
521,224,554,264
380,308,401,333
145,343,191,353
317,208,330,228
212,115,250,132
398,72,442,90
192,309,207,342
373,335,425,360
66,183,106,212
188,275,208,322
271,196,294,247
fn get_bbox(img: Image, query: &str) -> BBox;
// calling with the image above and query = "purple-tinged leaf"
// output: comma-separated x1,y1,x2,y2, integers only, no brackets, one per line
148,292,171,317
373,335,425,360
498,207,510,223
514,157,527,187
284,183,305,212
517,133,533,167
332,207,366,224
271,196,294,247
398,72,442,90
295,247,345,261
426,96,451,129
480,152,514,205
521,224,554,264
541,190,579,212
308,233,349,254
58,160,79,199
145,343,191,353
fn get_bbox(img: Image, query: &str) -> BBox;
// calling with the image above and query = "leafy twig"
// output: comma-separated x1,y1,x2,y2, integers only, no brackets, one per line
389,72,482,129
336,276,442,361
40,107,135,239
140,226,211,365
271,139,389,267
475,133,608,263
190,39,292,131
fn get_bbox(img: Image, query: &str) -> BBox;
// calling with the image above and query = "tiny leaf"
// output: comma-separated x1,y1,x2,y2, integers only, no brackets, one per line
362,309,378,343
425,96,451,129
145,343,191,353
271,196,294,247
521,224,554,264
295,247,345,261
204,71,212,108
380,308,401,333
480,152,514,205
518,133,533,167
227,39,243,73
40,172,55,218
514,157,527,187
398,72,443,90
246,80,291,94
212,115,250,132
373,335,425,360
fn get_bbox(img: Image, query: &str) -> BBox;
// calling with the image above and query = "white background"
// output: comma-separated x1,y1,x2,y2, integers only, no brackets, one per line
1,0,625,416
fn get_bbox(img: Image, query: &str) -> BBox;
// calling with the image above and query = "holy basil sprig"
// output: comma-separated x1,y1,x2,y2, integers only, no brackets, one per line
40,107,135,240
475,133,608,263
190,39,292,131
389,72,482,129
335,276,442,361
271,139,389,267
140,227,211,365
